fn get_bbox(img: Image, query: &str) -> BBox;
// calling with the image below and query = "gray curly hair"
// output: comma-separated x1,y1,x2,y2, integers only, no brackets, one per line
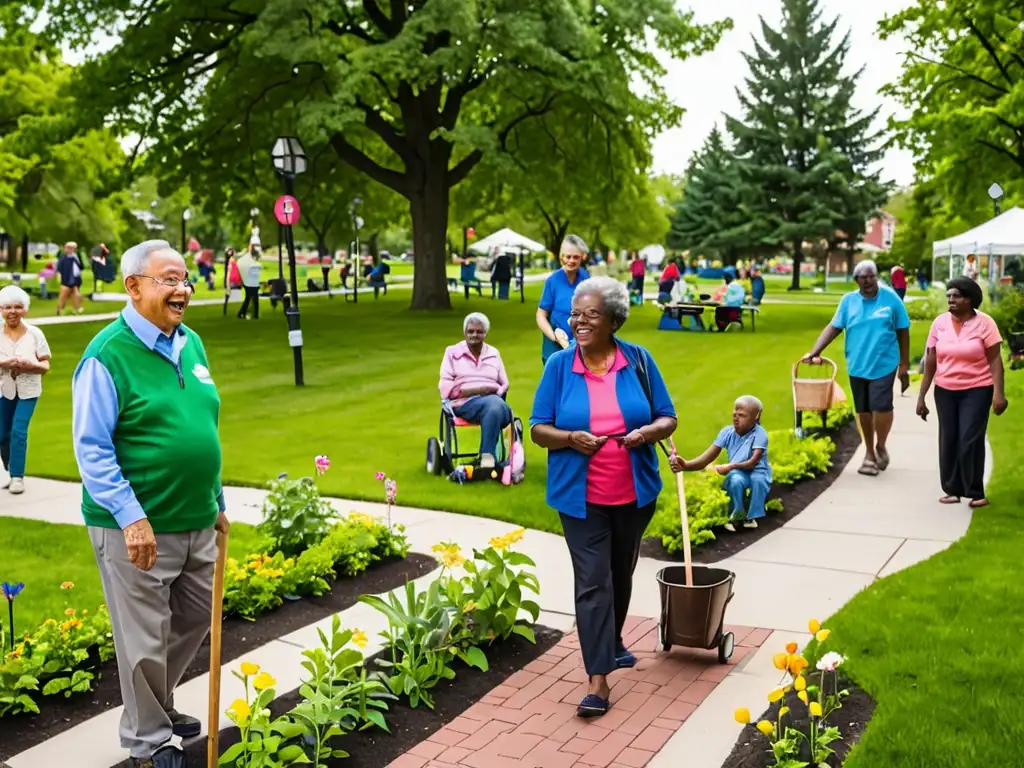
573,276,630,330
562,234,589,255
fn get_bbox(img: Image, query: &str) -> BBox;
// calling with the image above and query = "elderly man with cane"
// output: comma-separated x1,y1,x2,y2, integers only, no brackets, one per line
72,240,230,768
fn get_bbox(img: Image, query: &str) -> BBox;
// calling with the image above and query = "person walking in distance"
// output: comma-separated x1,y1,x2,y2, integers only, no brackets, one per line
236,245,263,319
56,241,85,315
803,260,910,476
71,240,229,768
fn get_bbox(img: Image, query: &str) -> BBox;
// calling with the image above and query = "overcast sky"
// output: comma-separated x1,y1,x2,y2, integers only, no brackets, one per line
651,0,916,187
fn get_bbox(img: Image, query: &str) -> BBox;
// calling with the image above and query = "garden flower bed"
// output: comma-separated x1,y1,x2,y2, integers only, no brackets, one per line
642,411,860,563
0,471,431,761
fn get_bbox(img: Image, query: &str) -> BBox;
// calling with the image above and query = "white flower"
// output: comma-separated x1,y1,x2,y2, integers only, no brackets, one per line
816,652,845,672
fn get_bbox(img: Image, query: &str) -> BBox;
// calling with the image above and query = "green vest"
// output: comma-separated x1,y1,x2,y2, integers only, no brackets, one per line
80,316,223,533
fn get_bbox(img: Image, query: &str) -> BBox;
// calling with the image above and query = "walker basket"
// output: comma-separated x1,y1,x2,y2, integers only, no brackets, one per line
657,566,735,658
792,357,839,412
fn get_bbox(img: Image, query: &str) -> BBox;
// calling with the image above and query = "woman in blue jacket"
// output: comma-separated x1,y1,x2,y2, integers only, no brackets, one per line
535,234,590,363
530,276,677,718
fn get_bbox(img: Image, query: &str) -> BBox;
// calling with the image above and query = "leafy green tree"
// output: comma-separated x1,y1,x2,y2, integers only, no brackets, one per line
44,0,729,309
724,0,889,288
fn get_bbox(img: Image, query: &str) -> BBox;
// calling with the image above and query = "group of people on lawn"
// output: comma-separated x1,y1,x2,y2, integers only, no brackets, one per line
0,233,1011,763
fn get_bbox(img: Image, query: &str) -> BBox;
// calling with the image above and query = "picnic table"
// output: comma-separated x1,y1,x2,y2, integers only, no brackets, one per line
657,301,760,332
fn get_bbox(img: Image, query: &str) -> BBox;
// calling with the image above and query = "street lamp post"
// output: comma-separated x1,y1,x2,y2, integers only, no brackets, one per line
272,136,308,386
346,198,362,304
988,182,1004,217
181,208,192,253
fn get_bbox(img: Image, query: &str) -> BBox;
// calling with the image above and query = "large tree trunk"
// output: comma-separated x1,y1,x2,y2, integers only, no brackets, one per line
790,238,803,290
409,170,453,310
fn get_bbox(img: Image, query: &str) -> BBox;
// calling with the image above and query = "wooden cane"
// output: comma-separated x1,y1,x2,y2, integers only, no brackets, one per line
669,439,694,586
207,531,229,768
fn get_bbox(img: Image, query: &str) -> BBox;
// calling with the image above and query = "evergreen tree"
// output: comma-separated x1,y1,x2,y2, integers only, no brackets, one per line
667,127,747,264
724,0,889,288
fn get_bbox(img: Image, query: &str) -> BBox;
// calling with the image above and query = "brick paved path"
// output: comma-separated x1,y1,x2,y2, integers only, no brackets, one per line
388,617,771,768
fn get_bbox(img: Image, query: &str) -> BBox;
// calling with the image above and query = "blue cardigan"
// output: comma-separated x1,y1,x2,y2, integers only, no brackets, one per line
530,338,676,519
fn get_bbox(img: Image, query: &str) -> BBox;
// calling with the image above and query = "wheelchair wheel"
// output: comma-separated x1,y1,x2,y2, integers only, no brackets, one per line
512,417,524,443
426,437,442,475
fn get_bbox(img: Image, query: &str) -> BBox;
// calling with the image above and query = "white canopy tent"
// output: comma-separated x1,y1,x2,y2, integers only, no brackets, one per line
932,206,1024,282
639,244,666,266
468,228,547,255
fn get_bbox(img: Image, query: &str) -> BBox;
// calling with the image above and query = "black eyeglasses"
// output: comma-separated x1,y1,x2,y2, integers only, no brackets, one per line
132,275,194,291
569,309,604,321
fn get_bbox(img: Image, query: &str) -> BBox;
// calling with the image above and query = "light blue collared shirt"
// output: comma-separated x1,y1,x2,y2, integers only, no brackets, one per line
72,304,226,529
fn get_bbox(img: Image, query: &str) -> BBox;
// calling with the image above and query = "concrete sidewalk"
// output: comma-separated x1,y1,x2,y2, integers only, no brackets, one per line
1,392,968,768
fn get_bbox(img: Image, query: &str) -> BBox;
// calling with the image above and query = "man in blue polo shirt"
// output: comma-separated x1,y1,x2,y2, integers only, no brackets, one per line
803,260,910,476
536,234,590,363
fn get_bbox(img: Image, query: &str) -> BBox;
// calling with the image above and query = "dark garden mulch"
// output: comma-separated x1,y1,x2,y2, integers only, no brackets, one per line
722,676,876,767
169,626,562,768
0,554,438,761
641,420,862,564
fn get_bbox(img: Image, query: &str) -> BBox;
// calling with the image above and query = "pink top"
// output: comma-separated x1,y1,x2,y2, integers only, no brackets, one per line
630,259,645,277
438,341,509,406
890,266,906,289
574,349,636,505
926,310,1002,390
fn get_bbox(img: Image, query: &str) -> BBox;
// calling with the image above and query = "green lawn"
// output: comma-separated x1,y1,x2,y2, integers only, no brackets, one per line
821,374,1023,766
4,519,263,631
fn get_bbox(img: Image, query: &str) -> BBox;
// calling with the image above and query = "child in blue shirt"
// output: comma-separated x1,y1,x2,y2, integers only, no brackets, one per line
670,395,773,531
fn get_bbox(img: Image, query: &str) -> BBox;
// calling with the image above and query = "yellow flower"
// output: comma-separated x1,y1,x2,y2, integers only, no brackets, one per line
808,618,821,634
816,629,831,643
772,653,789,671
64,608,76,617
61,581,75,590
253,672,276,691
489,535,510,550
8,647,22,659
352,629,368,649
809,701,823,718
442,551,466,568
81,609,88,616
506,528,525,544
767,688,786,703
793,675,807,692
785,642,798,654
240,661,260,676
778,706,790,717
798,691,809,704
462,601,477,614
734,707,750,724
227,698,251,723
44,618,57,626
788,654,809,676
756,720,774,737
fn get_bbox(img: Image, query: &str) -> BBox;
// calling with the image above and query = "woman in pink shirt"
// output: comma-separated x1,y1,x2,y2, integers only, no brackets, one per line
917,278,1009,507
438,312,511,469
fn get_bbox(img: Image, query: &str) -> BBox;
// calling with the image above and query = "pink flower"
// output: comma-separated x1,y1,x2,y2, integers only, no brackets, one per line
315,455,331,475
374,472,386,481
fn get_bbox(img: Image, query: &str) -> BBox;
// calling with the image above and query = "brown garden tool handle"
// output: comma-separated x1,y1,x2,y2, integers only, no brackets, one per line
208,531,229,768
669,439,694,587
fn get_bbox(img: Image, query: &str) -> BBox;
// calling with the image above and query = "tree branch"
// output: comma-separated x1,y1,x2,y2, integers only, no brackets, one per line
329,133,408,195
364,0,398,38
962,15,1014,87
976,138,1024,170
909,52,1008,95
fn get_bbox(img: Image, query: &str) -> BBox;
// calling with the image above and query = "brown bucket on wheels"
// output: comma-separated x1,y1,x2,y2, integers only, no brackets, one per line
657,566,736,663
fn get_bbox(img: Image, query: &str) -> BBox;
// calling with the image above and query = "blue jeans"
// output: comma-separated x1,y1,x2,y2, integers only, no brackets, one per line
723,469,771,521
0,396,38,478
453,395,512,459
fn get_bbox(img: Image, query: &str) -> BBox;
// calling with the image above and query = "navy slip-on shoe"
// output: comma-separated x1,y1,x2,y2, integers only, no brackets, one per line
615,649,637,669
577,693,610,718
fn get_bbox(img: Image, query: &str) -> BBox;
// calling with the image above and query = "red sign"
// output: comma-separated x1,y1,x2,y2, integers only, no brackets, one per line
274,195,301,226
466,227,475,239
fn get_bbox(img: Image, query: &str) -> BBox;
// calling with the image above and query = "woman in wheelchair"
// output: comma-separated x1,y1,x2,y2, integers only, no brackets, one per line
438,312,513,469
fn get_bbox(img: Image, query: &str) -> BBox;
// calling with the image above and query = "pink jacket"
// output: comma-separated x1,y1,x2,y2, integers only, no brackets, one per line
439,341,509,404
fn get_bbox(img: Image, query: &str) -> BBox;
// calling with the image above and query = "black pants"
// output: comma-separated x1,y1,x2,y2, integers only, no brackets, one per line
560,500,656,676
935,386,992,500
322,267,331,295
239,286,260,319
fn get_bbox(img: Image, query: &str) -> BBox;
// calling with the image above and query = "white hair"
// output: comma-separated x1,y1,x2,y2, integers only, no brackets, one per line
0,285,30,310
735,394,763,414
562,234,589,255
463,312,490,333
853,260,878,278
573,276,630,328
120,240,181,286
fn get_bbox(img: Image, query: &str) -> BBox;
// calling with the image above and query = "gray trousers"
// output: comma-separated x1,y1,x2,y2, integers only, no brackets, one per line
88,526,217,758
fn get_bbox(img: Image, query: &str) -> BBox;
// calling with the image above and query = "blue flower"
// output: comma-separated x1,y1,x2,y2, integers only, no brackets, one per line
1,582,25,601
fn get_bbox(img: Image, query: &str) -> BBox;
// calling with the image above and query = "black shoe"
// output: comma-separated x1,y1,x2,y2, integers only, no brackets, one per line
168,709,202,738
132,745,185,768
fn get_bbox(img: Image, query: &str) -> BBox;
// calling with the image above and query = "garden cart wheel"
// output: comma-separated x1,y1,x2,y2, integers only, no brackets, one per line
718,632,735,664
661,641,672,652
426,437,442,475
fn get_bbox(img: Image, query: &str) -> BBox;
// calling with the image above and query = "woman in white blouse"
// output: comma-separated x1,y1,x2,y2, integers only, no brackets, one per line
0,286,51,494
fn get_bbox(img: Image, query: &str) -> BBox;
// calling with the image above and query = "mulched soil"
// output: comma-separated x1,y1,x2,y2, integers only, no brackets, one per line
722,674,875,767
169,626,563,768
0,554,438,762
641,421,861,564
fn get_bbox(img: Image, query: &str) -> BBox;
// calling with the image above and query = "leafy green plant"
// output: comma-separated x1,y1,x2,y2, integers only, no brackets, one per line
259,474,339,557
361,580,486,709
990,284,1024,341
771,431,835,486
800,400,855,431
223,553,293,620
435,531,541,645
906,286,948,322
220,663,312,767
